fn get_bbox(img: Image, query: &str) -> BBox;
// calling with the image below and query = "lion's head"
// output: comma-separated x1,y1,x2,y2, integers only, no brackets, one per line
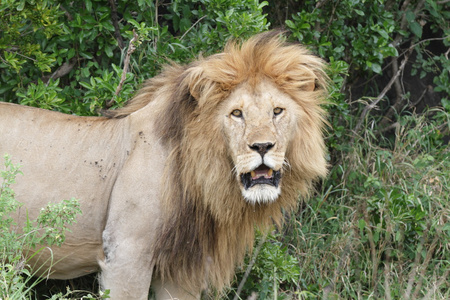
174,31,329,209
106,31,328,292
221,80,312,203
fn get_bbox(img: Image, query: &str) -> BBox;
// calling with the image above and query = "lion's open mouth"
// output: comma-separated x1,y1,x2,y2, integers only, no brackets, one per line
240,164,281,190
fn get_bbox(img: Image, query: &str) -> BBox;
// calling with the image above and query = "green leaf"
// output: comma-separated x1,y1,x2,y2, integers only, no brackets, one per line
16,0,25,11
405,10,416,23
105,46,113,58
367,62,382,73
358,219,366,231
409,21,422,38
79,51,94,59
285,20,295,29
86,0,92,12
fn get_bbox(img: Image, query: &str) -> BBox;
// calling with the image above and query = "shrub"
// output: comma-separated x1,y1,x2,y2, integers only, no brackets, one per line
287,111,450,299
0,155,82,299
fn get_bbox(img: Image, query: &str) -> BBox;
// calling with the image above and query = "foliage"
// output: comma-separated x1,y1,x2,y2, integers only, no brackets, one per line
290,111,450,299
285,0,450,154
0,155,82,299
0,0,268,115
230,232,301,299
286,0,399,74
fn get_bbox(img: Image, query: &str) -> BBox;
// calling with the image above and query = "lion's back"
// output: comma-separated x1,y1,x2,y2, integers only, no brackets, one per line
0,102,128,240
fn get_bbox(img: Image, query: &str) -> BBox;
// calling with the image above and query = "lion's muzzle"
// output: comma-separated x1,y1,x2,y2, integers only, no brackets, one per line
240,164,281,189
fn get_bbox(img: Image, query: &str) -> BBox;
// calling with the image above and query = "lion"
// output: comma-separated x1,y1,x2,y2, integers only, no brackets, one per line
0,31,328,299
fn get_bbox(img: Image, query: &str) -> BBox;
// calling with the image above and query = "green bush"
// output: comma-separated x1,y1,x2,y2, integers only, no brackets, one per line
0,155,82,299
289,111,450,299
0,0,269,115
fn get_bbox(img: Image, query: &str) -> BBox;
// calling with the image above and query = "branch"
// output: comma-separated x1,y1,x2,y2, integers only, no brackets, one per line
42,58,77,84
59,5,73,21
422,268,450,300
412,232,441,299
106,30,138,108
363,208,379,289
180,16,207,41
108,0,125,49
352,49,412,138
403,223,430,299
233,233,268,300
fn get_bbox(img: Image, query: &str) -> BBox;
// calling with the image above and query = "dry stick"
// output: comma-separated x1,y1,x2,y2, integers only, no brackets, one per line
43,58,77,85
108,0,124,49
380,0,427,129
383,213,393,300
362,209,379,290
411,233,441,299
154,0,158,48
233,233,268,300
352,50,412,139
379,55,404,128
106,30,138,109
403,224,430,299
422,268,450,300
180,16,207,41
354,0,429,137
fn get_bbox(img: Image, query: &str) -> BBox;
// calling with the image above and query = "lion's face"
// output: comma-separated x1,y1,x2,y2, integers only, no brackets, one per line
221,80,301,204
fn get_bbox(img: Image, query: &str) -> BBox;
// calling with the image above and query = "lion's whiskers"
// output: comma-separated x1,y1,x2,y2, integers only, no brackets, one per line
282,158,292,172
231,165,238,176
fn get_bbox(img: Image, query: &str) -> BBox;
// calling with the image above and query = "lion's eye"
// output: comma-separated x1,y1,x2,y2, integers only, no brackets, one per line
273,107,284,116
231,109,243,118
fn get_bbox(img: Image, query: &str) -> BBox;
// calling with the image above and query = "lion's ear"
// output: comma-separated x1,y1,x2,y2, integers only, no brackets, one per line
303,79,315,92
183,65,207,101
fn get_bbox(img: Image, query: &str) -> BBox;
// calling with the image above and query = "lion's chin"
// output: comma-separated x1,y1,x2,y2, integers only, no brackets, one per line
239,164,282,204
242,184,281,204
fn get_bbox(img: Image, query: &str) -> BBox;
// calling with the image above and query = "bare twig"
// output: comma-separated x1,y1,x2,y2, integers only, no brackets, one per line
412,233,441,299
59,5,73,21
422,268,450,300
153,0,159,48
233,233,268,300
42,58,77,84
352,49,412,139
383,213,393,300
363,208,379,289
108,0,125,49
403,224,430,299
379,54,407,128
180,16,207,41
106,30,138,108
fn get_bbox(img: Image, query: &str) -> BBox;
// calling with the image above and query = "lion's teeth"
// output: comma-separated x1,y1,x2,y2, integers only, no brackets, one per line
268,169,273,177
251,171,256,178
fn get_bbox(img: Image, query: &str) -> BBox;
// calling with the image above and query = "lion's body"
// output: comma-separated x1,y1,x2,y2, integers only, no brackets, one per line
0,32,328,299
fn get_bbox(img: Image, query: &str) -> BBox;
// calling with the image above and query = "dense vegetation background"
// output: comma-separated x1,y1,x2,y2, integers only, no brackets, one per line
1,0,449,299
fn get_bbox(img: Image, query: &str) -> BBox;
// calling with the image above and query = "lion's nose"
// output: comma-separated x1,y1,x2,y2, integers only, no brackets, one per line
249,142,275,157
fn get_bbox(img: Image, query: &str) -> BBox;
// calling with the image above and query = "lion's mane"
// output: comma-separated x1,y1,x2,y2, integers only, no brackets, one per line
106,31,328,292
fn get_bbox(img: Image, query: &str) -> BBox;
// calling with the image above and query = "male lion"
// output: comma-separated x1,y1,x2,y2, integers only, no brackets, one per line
0,31,328,299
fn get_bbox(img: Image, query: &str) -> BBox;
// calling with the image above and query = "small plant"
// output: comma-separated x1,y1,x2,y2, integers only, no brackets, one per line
230,232,301,300
0,154,83,299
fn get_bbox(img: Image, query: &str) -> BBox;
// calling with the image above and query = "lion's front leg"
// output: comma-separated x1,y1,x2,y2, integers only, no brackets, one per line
98,232,155,299
152,278,201,300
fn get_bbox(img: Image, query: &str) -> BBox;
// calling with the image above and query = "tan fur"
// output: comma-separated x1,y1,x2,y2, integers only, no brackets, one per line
0,31,328,299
